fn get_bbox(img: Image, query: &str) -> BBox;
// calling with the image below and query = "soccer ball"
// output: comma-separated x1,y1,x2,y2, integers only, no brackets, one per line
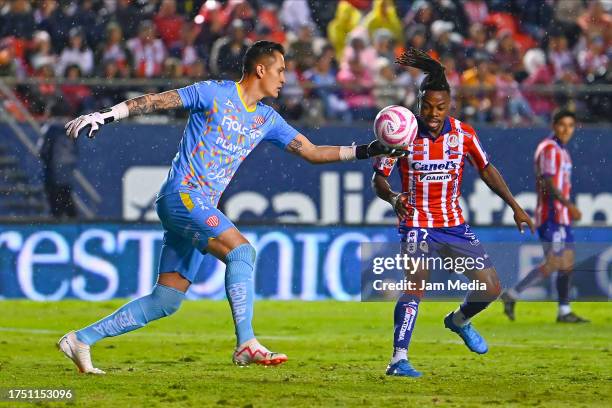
373,105,418,149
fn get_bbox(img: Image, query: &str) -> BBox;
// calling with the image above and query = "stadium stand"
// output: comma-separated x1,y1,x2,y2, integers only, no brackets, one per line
0,0,609,125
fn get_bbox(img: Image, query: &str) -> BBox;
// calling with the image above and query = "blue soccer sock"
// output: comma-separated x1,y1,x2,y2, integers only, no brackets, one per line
75,284,185,346
391,294,420,363
225,244,256,347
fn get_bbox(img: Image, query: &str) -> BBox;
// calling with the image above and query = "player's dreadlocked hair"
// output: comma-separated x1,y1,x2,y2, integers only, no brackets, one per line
396,48,450,93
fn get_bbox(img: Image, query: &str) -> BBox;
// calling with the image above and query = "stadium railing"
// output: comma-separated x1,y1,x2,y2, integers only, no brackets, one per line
1,76,610,124
0,79,102,219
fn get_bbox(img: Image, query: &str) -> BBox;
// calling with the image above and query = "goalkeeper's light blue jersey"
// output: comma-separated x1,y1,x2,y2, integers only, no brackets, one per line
158,80,299,206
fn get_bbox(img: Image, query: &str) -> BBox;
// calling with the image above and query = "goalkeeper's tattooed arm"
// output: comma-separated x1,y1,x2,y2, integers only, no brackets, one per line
125,90,183,116
286,134,408,164
65,90,183,139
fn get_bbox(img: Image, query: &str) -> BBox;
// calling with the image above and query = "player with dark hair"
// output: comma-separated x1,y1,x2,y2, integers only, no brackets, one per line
372,48,534,377
58,41,401,374
501,109,589,323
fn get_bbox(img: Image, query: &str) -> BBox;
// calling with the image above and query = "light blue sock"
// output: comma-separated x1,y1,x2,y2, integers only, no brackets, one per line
225,244,256,346
75,284,185,346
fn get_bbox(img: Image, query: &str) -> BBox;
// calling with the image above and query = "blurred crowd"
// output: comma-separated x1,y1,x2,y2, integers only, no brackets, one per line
0,0,610,125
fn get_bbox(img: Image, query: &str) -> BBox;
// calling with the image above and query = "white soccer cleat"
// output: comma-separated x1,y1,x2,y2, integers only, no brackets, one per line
232,338,288,367
57,331,106,374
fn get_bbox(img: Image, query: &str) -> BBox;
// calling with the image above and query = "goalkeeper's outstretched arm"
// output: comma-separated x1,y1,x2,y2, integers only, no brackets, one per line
65,90,183,139
124,90,183,116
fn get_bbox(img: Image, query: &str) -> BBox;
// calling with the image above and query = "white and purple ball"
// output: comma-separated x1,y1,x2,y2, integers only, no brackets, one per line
373,105,418,149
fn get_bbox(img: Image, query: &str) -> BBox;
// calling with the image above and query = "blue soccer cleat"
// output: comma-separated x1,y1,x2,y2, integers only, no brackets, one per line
444,313,488,354
385,359,422,377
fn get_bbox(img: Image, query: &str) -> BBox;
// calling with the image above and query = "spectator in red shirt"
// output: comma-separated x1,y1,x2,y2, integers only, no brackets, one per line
61,64,94,114
153,0,185,48
254,3,286,45
126,20,167,78
522,49,556,120
28,30,57,73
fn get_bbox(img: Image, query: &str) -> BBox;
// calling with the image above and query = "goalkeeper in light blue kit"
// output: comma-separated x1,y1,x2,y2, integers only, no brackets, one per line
58,41,401,374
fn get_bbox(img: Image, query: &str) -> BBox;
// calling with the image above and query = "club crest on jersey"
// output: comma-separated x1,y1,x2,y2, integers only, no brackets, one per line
206,215,220,227
447,134,459,148
253,115,265,126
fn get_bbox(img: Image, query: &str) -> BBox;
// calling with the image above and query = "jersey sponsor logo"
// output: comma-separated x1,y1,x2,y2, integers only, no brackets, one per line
222,115,251,136
411,160,459,171
398,303,418,341
206,215,220,227
92,310,138,336
225,99,235,109
215,136,251,156
418,173,454,182
221,115,264,141
227,282,248,323
445,148,462,156
206,166,233,185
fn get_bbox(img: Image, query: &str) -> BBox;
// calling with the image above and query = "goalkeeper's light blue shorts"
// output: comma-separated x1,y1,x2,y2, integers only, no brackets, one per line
155,191,235,282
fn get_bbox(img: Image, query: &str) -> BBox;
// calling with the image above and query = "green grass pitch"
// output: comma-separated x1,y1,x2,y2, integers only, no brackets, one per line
0,300,610,407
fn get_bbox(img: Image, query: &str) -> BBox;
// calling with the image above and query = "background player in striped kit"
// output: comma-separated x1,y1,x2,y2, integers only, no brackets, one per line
58,41,402,374
372,48,534,378
501,109,589,323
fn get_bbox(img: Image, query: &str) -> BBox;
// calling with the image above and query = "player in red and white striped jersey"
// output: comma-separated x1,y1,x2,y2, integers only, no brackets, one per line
534,126,574,226
373,116,489,228
502,109,589,323
372,49,534,378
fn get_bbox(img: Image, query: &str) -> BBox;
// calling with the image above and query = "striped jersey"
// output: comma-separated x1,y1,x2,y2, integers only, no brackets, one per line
534,135,572,226
373,116,489,228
